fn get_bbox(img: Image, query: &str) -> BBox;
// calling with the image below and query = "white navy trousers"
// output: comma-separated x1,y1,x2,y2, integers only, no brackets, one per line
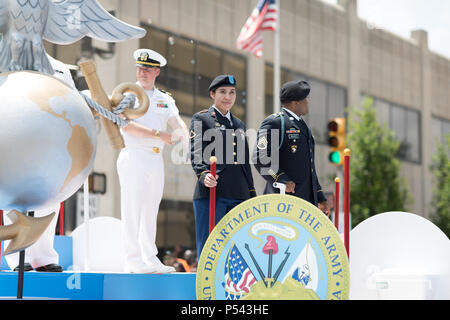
117,147,164,270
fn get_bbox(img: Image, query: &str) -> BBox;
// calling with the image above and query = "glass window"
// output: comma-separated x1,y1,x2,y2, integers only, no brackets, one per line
166,37,195,115
157,200,196,250
265,63,347,144
431,117,442,155
265,64,274,116
366,94,422,163
373,98,390,127
443,121,450,153
432,116,450,154
197,44,221,109
328,85,346,120
223,53,247,122
139,25,247,119
443,120,450,141
391,105,406,140
140,27,169,87
391,105,407,158
288,71,305,83
307,79,327,142
264,66,296,117
405,109,420,162
390,104,421,163
141,27,168,59
281,68,294,84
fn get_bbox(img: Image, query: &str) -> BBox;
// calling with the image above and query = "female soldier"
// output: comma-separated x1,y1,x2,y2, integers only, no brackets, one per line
189,75,256,258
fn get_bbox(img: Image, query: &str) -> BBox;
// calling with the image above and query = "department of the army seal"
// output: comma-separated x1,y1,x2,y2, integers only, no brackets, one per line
196,194,350,300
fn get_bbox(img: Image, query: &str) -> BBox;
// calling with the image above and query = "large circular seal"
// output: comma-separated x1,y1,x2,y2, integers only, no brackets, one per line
196,194,350,300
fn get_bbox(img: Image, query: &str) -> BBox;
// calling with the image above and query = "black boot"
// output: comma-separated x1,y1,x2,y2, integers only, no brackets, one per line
35,264,63,272
13,263,33,272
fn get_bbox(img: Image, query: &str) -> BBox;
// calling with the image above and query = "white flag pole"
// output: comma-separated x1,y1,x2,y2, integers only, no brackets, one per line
83,178,90,271
273,0,281,114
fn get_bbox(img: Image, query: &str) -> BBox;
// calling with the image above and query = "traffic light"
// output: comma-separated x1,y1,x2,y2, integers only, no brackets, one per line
327,118,346,166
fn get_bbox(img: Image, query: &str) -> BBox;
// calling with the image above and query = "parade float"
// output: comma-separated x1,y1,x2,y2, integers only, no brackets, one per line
0,0,448,301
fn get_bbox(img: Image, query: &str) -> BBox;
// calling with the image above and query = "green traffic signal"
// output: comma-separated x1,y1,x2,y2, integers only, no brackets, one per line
329,150,341,164
327,118,346,166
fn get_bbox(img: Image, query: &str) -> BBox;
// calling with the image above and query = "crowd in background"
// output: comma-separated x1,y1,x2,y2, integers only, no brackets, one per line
161,244,197,273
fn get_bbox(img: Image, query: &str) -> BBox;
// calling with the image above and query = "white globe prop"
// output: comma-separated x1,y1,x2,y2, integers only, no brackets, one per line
349,211,450,300
0,71,97,212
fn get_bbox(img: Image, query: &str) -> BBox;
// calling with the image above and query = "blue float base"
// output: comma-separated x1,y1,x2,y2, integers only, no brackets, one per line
0,236,196,300
0,271,197,300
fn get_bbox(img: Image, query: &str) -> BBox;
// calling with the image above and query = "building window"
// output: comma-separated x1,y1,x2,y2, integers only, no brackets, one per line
307,79,328,142
197,44,221,113
431,116,450,155
264,64,294,116
157,199,196,252
265,64,347,144
369,96,422,164
223,54,247,121
265,64,274,116
166,37,196,115
140,24,248,122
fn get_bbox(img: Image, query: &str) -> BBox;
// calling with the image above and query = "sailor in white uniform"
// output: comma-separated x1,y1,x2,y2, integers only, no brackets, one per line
117,49,189,273
2,55,75,272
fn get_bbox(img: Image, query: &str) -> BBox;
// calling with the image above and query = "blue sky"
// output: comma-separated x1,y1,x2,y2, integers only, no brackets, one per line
322,0,450,59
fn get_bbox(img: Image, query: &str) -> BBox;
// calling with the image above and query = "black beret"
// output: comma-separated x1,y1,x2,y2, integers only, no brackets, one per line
208,75,236,92
280,80,311,103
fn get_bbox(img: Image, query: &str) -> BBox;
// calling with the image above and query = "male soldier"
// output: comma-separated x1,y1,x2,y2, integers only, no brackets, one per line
117,49,189,273
252,80,330,215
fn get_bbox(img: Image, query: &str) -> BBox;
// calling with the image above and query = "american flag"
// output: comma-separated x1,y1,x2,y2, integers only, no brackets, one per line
223,244,256,300
236,0,278,57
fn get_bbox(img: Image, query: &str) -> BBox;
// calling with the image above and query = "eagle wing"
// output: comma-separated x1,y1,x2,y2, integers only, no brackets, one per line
43,0,146,44
0,0,8,33
0,0,10,72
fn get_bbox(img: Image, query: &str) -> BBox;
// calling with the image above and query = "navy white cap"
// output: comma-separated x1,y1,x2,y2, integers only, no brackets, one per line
134,48,167,68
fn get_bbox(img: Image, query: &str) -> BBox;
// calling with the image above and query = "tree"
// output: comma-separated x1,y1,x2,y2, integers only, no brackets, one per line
347,96,410,227
430,135,450,238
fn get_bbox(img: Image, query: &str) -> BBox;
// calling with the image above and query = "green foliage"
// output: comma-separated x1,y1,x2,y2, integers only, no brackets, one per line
430,135,450,238
347,96,410,227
